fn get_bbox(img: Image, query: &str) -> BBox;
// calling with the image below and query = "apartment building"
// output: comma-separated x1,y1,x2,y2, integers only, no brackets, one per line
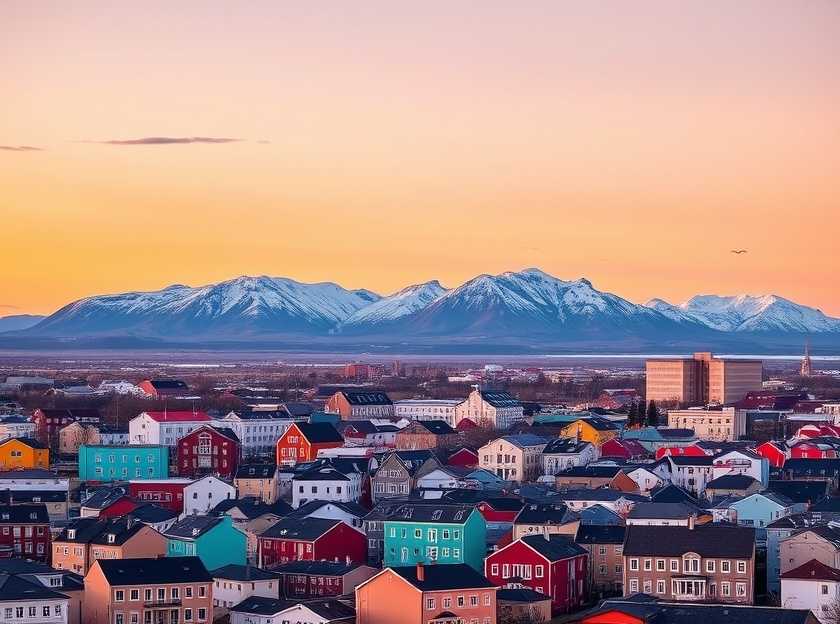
646,352,762,406
667,407,746,441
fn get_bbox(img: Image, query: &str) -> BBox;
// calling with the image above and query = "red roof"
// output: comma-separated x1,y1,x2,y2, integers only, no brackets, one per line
456,418,478,431
143,411,211,423
781,559,840,581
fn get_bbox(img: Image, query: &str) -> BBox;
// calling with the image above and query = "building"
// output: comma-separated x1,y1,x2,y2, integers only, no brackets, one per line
183,475,236,515
646,352,763,406
0,415,36,441
497,588,552,623
559,418,620,447
447,447,479,468
576,524,626,595
554,465,629,490
704,474,763,499
382,503,487,571
211,564,281,609
78,444,169,482
455,388,524,429
0,437,49,470
394,420,459,451
622,523,756,603
276,423,344,466
394,399,463,427
666,456,715,497
129,410,212,447
235,463,280,503
0,503,51,561
259,517,366,569
478,434,547,482
781,559,840,623
512,503,580,541
336,420,399,448
83,556,213,624
625,502,705,527
271,560,377,600
137,378,189,398
230,596,355,624
52,516,167,575
176,425,240,479
667,408,746,442
165,514,247,570
485,534,588,614
0,563,70,624
324,390,394,421
128,479,191,513
31,408,100,447
292,465,363,508
542,439,598,475
58,423,129,455
371,450,440,503
355,563,497,624
600,439,648,462
219,411,298,458
780,524,840,576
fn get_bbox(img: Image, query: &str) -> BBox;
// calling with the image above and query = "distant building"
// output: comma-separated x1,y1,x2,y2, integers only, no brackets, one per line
324,390,393,421
667,407,746,441
455,389,524,429
219,411,298,458
646,352,762,406
176,425,240,480
78,445,169,482
31,408,100,447
394,420,458,451
0,504,51,561
0,437,49,470
801,343,813,378
129,411,212,447
136,378,189,398
479,435,547,482
394,399,463,427
275,423,344,466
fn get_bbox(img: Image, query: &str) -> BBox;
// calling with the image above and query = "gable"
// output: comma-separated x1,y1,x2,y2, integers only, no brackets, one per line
583,610,646,624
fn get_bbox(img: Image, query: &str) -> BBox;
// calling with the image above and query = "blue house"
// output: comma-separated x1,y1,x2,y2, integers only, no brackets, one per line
165,514,246,570
725,491,807,528
78,444,168,481
383,502,487,571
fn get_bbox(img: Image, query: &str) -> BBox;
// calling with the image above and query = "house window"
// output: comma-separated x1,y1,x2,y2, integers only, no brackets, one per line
426,598,435,610
491,564,499,575
823,585,830,595
115,590,125,601
629,559,639,571
629,579,638,593
657,580,666,594
535,565,544,578
644,559,652,571
721,582,731,596
706,560,715,573
656,559,665,571
737,561,746,574
721,561,731,573
736,582,747,597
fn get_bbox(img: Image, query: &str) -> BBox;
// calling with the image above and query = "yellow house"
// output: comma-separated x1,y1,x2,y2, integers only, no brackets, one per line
559,417,619,447
0,437,50,470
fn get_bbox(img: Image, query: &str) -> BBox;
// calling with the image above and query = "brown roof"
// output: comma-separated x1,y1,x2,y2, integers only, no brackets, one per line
781,559,840,582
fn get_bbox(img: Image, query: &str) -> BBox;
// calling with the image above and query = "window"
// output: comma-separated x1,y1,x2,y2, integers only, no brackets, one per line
491,563,499,575
198,585,206,597
736,582,747,597
130,589,139,601
656,559,665,571
115,590,125,601
706,560,716,573
115,614,124,624
737,561,746,574
644,559,652,571
721,560,731,573
721,582,731,597
657,580,666,594
629,579,638,593
629,558,639,571
535,565,544,578
426,598,435,610
197,608,206,621
823,585,831,595
599,545,607,555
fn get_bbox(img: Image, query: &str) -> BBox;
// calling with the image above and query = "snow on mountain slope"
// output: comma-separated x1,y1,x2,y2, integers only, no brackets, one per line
340,280,448,327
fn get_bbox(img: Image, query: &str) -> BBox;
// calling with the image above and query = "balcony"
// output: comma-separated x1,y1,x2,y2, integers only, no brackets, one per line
144,599,182,609
671,577,708,601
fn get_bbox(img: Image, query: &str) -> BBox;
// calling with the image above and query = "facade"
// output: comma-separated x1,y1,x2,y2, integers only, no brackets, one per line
31,408,100,447
455,389,524,429
212,564,281,609
128,479,191,513
667,408,746,442
165,514,247,570
725,492,805,528
235,463,280,504
646,352,762,406
781,559,840,624
512,503,580,541
0,415,36,441
324,391,394,421
272,560,377,600
478,434,547,482
542,439,598,475
78,445,169,482
275,423,344,466
355,563,497,624
259,518,367,569
183,475,236,515
394,399,463,427
622,523,756,604
292,465,363,508
559,418,620,447
666,456,715,497
230,597,355,624
394,420,459,451
576,525,626,595
485,534,589,614
59,423,129,454
371,450,440,503
0,504,51,561
780,525,840,575
0,437,49,470
83,556,213,624
129,410,211,447
219,411,297,458
176,425,240,479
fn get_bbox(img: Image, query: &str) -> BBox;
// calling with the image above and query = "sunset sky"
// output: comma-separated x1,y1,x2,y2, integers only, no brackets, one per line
2,2,839,316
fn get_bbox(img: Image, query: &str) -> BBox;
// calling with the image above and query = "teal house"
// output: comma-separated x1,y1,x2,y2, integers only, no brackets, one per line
383,503,487,571
165,514,246,570
78,444,168,481
725,492,806,528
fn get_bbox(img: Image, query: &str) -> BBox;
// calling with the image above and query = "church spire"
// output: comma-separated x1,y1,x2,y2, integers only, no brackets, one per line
801,341,812,377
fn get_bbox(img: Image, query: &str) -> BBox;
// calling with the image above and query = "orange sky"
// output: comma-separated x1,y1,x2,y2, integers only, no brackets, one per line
2,2,839,316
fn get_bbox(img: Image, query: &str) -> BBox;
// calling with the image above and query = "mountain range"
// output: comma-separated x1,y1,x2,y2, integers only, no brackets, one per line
3,268,838,353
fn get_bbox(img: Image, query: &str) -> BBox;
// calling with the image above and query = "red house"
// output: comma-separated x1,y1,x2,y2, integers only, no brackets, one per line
790,440,839,460
128,479,191,513
755,441,790,468
601,438,647,461
447,447,479,468
31,408,100,446
276,423,344,466
484,534,588,614
476,497,525,523
271,560,377,599
654,444,710,460
176,425,240,479
259,517,366,569
97,497,143,518
0,504,51,562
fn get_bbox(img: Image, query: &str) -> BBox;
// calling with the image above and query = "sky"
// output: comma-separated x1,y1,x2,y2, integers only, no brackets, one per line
2,1,839,316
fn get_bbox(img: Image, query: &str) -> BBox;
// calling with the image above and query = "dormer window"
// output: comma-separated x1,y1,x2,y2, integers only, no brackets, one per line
68,530,76,539
107,534,116,544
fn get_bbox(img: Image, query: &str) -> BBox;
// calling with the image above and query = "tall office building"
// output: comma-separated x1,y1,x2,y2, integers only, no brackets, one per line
646,352,762,406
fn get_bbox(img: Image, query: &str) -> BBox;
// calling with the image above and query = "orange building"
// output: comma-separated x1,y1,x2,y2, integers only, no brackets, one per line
646,352,762,406
0,437,49,470
356,563,498,624
276,422,344,466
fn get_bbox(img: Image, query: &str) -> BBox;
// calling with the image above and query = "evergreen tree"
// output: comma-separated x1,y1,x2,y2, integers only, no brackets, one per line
626,401,638,428
646,400,659,427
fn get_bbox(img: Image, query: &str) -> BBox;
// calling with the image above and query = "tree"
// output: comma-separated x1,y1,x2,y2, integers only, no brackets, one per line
626,401,638,428
646,400,659,427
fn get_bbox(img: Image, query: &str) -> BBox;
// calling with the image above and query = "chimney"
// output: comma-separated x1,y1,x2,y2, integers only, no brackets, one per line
688,514,695,530
416,562,425,582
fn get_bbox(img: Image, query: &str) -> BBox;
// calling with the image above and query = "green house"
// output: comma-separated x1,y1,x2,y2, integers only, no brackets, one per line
165,514,246,570
383,503,487,571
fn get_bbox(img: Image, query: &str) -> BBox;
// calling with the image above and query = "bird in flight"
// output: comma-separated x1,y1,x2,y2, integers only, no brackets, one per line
731,249,748,255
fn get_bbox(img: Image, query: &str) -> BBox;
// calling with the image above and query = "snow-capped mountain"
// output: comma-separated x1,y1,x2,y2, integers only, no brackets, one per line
645,294,840,333
340,280,448,328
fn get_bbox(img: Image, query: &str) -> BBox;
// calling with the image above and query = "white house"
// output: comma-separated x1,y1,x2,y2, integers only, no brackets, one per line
455,389,524,429
394,399,464,427
479,434,547,482
0,469,69,492
542,439,598,476
415,466,481,491
231,597,355,624
212,564,281,609
97,426,129,446
129,411,212,447
623,466,667,495
781,559,840,623
667,456,715,497
291,500,366,530
97,380,145,396
0,568,69,624
183,475,236,516
0,415,36,441
713,449,769,487
219,411,299,457
291,466,362,509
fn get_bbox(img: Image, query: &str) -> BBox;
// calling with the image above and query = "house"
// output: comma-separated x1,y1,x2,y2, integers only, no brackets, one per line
725,491,806,528
780,524,840,575
0,559,83,624
362,500,408,566
655,444,711,460
219,410,298,457
183,475,236,515
559,418,620,447
626,502,707,527
600,439,648,461
166,514,247,570
781,559,840,624
554,465,636,491
128,478,191,512
0,415,36,442
0,503,51,561
0,488,69,521
622,428,698,453
355,563,497,624
129,410,211,447
79,444,169,482
213,497,291,563
394,420,458,451
235,463,280,503
52,516,167,575
176,425,240,479
276,423,344,466
292,465,363,508
485,534,588,614
478,434,548,483
542,439,598,475
324,390,394,421
497,587,553,623
231,597,355,624
575,524,626,595
779,459,840,490
259,518,367,569
414,466,479,493
622,465,667,496
31,408,100,447
704,474,763,499
666,455,715,497
622,523,756,603
211,564,282,608
455,388,524,429
512,502,580,543
136,378,189,398
713,449,770,487
290,499,367,531
579,505,625,527
383,503,487,571
756,441,790,468
83,556,213,624
271,560,377,599
768,480,829,506
335,420,397,448
0,437,49,470
59,422,119,455
394,399,463,427
447,447,479,468
558,489,647,516
128,504,179,533
667,407,746,442
371,450,441,503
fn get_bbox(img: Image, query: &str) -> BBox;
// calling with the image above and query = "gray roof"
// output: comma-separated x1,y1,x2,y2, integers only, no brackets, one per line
164,515,224,540
387,503,476,524
627,502,696,520
623,524,755,558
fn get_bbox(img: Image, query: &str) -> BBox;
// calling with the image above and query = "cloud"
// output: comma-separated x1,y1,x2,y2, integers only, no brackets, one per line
257,140,272,144
0,145,42,151
97,137,241,145
0,304,20,310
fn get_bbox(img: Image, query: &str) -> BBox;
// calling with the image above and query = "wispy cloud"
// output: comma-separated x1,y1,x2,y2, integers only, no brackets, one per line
96,137,241,145
0,145,42,151
0,304,20,310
